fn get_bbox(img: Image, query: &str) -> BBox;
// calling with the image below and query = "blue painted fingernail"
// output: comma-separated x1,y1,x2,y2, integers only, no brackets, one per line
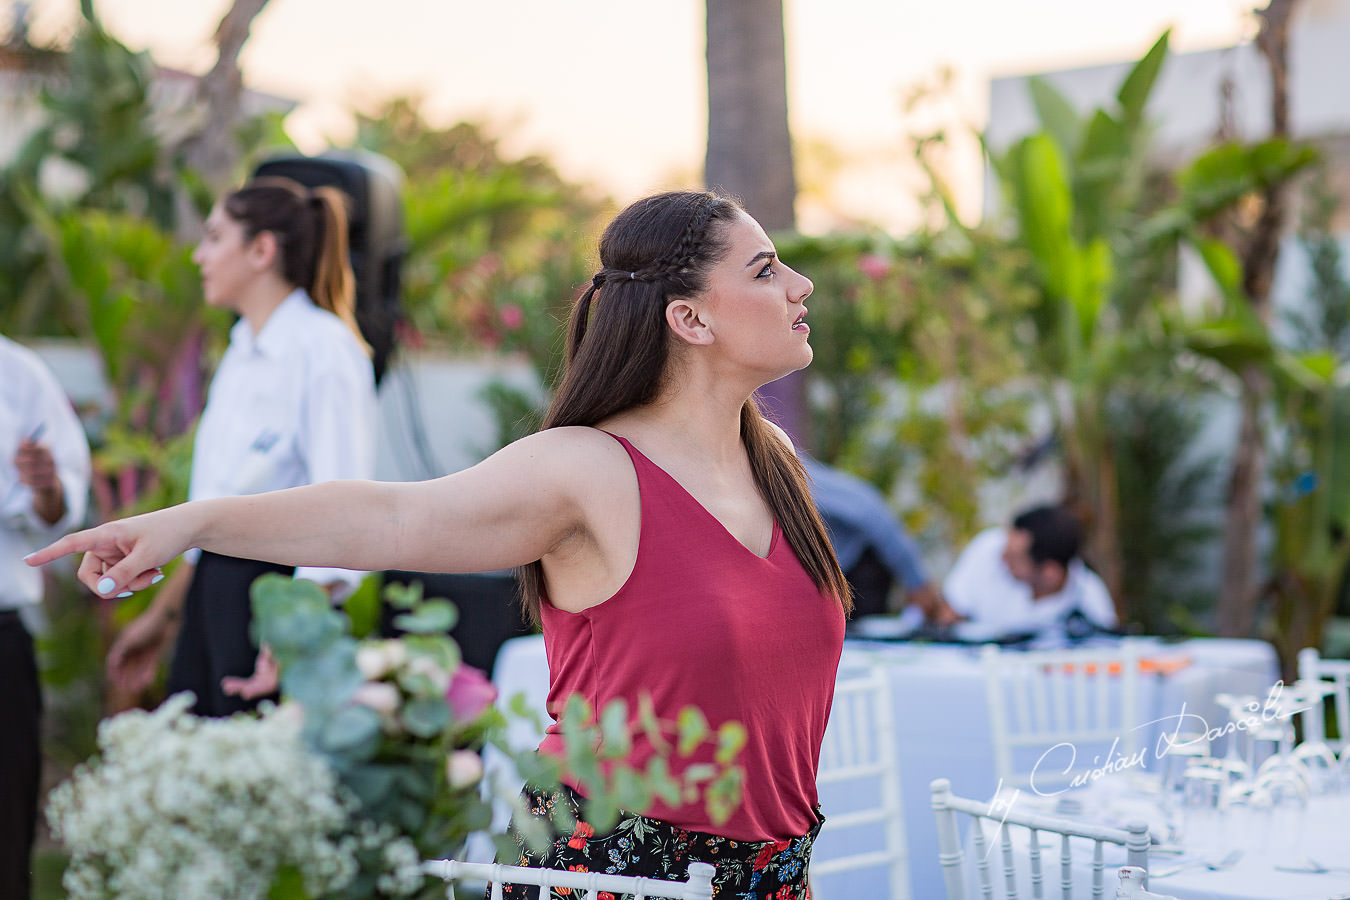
116,591,133,599
23,552,36,562
97,577,116,595
150,573,165,585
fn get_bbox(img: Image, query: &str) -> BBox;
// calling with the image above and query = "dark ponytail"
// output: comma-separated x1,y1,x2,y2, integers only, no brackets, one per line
518,190,849,625
222,177,368,353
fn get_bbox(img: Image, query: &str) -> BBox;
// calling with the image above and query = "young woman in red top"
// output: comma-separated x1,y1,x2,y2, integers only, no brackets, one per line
29,190,852,899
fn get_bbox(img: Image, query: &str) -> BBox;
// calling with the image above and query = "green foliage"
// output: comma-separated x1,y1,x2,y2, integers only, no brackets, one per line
249,574,746,883
982,29,1244,619
776,225,1038,548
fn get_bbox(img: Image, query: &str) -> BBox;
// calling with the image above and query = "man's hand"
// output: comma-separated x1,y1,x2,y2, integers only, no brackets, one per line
909,583,965,627
107,605,177,694
106,563,188,694
221,646,280,700
15,438,64,525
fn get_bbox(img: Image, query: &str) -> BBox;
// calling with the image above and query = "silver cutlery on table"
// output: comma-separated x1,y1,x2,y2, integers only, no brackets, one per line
1151,849,1243,878
1273,856,1350,875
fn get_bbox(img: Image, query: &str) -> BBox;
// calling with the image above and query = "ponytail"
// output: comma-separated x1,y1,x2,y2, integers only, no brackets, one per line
306,188,368,354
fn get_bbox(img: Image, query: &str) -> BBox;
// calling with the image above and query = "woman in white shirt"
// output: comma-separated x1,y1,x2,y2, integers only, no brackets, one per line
107,177,376,716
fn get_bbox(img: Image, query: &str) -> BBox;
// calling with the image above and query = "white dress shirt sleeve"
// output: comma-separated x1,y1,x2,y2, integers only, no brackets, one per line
1073,564,1119,628
1,337,91,612
941,527,1006,620
2,346,90,536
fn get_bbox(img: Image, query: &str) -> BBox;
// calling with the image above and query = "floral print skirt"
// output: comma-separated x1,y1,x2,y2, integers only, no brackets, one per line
494,783,822,900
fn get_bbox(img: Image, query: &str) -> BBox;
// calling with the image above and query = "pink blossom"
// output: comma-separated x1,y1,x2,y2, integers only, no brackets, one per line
857,253,892,281
445,664,497,722
499,304,525,331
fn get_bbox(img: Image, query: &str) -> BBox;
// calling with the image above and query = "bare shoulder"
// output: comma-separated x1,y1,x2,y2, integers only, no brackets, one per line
477,426,635,502
492,426,630,470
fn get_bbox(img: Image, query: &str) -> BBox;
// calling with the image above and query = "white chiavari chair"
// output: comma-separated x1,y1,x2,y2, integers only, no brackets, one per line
1114,865,1178,900
422,859,715,900
931,777,1150,900
1297,647,1350,752
983,641,1143,792
811,655,909,898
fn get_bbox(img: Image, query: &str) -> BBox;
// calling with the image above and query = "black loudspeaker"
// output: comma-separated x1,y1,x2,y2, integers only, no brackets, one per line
252,151,406,384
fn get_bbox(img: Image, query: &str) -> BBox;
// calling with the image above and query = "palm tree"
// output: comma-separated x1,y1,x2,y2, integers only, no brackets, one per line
704,0,796,230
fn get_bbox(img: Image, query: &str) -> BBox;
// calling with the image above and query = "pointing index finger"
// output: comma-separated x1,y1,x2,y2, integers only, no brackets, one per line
24,531,91,568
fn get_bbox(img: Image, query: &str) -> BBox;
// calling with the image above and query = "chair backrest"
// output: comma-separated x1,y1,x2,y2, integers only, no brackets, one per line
1114,866,1178,900
982,642,1143,791
1297,647,1350,752
811,656,909,898
422,859,716,900
930,778,1150,900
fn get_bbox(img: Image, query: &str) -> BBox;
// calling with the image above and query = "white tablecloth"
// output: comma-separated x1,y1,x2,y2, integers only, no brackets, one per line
964,781,1350,900
484,634,1280,899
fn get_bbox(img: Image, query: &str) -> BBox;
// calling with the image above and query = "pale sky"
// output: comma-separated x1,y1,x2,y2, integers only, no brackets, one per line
21,0,1256,231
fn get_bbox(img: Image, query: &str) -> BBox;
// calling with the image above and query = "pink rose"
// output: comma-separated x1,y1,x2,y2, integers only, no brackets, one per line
446,664,497,722
858,253,891,281
499,304,525,331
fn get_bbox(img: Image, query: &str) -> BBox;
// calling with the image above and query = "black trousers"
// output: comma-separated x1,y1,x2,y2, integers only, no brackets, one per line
0,610,41,900
167,552,294,718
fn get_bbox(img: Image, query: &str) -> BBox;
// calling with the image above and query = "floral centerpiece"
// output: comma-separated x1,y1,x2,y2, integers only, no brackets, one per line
47,576,745,899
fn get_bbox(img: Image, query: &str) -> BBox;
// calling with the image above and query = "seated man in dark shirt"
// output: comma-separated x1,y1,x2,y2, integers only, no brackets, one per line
801,456,949,621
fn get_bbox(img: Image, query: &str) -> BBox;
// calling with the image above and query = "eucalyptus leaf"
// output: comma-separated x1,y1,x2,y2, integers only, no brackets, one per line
280,639,363,716
383,580,424,610
317,704,383,759
609,767,651,817
676,707,709,757
715,721,748,765
401,695,451,738
392,599,458,634
599,699,632,759
343,764,398,807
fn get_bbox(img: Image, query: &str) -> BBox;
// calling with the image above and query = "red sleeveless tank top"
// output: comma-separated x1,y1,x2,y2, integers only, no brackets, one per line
537,433,845,841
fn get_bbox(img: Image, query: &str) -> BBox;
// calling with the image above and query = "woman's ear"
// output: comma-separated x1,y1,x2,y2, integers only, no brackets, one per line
665,296,714,346
247,230,280,272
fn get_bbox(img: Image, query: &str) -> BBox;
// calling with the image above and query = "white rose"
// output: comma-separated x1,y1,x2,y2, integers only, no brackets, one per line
383,640,408,671
445,750,484,789
355,645,393,680
352,681,402,719
406,656,451,694
356,640,410,679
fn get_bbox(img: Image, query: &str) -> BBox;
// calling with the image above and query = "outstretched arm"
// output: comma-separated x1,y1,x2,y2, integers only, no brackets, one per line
27,428,595,598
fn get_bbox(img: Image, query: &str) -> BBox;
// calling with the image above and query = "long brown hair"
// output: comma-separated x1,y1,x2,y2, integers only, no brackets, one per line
519,190,850,625
222,176,369,352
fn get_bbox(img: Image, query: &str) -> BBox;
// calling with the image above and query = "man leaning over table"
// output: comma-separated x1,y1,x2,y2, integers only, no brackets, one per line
928,504,1119,637
1,334,91,900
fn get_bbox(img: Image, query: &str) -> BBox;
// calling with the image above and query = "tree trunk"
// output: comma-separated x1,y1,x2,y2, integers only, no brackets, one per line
705,0,803,441
1215,0,1298,637
1218,367,1269,636
704,0,796,230
181,0,271,195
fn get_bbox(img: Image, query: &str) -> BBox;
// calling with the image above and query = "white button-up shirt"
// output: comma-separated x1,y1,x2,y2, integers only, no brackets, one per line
1,335,91,611
187,289,376,592
942,526,1118,635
